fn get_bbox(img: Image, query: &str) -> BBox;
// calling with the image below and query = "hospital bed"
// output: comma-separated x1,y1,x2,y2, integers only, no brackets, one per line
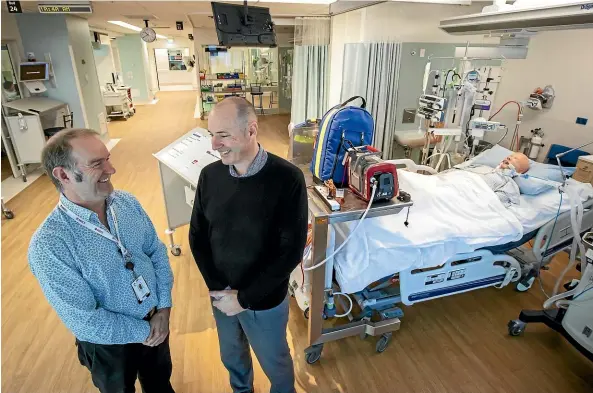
300,158,593,364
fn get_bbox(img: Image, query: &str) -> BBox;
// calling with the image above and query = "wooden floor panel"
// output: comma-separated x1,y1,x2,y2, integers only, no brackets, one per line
2,91,592,393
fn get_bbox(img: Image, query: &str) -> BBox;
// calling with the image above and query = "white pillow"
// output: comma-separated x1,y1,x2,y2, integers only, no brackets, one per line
514,174,559,195
455,144,576,182
456,145,512,169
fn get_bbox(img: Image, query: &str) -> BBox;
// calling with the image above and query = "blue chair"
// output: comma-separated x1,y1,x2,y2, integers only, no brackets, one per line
545,144,589,167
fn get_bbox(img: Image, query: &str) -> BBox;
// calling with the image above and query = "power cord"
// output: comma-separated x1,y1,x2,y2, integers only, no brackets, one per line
303,183,377,271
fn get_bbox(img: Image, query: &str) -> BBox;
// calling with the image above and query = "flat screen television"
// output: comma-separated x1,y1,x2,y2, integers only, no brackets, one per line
211,2,276,47
19,62,49,82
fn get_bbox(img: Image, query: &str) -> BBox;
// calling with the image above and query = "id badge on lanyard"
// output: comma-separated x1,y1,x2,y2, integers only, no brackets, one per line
59,202,151,303
123,252,151,303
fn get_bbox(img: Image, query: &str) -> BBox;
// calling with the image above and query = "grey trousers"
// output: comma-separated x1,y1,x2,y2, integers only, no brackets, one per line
212,296,296,393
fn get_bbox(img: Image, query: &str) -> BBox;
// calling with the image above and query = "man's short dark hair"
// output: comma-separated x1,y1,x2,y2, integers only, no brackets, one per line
41,128,99,190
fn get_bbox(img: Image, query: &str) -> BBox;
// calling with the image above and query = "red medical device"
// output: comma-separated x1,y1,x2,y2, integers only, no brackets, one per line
346,145,399,202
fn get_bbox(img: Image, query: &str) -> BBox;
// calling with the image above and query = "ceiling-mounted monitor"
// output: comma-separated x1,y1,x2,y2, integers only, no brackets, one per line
211,1,276,47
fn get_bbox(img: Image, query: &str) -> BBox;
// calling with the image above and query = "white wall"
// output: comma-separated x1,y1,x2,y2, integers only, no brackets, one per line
92,35,117,87
1,12,25,58
141,40,155,98
276,32,293,47
486,29,593,160
148,37,197,89
328,2,498,106
66,15,107,136
1,11,26,98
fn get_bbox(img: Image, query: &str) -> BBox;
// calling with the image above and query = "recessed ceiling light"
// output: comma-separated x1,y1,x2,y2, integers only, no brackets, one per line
108,21,142,32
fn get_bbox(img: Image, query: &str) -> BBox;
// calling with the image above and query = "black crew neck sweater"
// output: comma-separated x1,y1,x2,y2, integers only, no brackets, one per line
189,153,308,311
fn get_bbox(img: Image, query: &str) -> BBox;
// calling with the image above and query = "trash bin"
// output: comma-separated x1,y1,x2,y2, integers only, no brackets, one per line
288,119,319,165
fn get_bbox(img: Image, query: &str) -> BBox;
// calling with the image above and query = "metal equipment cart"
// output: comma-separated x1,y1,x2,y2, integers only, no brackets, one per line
303,185,413,364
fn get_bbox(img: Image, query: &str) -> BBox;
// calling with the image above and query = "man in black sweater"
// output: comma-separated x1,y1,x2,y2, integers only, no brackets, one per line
189,97,308,393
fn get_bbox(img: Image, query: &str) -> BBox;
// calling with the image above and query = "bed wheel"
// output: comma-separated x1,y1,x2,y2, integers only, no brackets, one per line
170,246,181,256
303,307,310,320
508,320,526,336
305,344,323,364
375,333,392,353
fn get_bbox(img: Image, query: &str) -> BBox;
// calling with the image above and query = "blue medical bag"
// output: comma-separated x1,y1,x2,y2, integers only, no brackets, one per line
310,96,375,186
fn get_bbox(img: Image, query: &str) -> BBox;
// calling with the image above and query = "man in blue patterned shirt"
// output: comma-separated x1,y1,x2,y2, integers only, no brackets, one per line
28,129,175,393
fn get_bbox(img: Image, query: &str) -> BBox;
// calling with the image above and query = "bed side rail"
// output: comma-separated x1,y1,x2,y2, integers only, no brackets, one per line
532,197,593,260
385,159,438,175
399,250,521,306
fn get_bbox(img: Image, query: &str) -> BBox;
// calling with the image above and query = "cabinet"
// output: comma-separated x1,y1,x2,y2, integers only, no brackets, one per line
572,156,593,184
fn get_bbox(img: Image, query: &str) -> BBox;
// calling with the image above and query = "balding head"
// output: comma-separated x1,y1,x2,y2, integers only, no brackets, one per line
500,152,530,174
210,96,257,134
208,96,260,170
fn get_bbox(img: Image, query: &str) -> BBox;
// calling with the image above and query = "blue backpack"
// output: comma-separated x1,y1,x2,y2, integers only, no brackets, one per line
310,96,375,186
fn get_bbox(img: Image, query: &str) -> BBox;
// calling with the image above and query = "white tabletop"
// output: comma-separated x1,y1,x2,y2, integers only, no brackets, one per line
153,127,221,186
579,155,593,164
4,97,68,114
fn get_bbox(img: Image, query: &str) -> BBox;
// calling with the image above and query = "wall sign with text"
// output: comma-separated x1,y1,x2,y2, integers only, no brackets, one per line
7,1,22,13
38,3,93,13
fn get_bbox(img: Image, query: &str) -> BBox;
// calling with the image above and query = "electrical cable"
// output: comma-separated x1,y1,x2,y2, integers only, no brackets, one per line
303,184,377,271
572,283,593,301
333,292,353,318
493,125,509,146
552,187,585,297
488,101,522,151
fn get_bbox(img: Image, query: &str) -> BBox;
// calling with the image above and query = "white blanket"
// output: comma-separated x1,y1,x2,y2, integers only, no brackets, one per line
333,170,525,294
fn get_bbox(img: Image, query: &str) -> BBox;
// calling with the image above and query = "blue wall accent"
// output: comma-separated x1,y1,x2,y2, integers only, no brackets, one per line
15,14,85,128
116,35,150,102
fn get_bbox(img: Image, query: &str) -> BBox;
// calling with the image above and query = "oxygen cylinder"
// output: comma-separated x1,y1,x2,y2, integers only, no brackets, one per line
529,135,543,159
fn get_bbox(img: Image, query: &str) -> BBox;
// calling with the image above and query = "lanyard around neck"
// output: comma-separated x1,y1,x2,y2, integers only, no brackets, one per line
58,202,129,259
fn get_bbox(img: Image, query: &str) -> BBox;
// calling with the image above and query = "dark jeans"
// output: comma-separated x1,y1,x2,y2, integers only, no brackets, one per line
212,296,296,393
76,337,175,393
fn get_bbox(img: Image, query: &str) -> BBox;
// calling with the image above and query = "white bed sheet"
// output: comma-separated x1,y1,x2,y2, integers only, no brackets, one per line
508,179,593,233
332,173,593,294
332,170,524,294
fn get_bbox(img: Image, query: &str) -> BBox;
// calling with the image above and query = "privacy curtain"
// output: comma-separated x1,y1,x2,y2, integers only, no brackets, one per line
290,17,330,125
340,42,401,158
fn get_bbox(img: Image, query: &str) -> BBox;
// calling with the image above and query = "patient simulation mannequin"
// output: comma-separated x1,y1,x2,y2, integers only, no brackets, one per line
498,152,530,174
450,152,530,207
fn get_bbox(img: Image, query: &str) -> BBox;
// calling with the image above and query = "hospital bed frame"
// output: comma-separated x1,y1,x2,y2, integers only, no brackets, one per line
303,159,593,364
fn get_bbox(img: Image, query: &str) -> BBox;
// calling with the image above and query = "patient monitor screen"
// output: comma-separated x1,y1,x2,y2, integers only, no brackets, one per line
19,62,49,82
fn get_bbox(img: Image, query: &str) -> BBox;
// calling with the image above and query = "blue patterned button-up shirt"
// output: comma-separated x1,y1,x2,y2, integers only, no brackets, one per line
28,191,174,345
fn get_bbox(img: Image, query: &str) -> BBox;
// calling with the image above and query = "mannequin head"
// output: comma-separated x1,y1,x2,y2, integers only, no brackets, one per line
500,152,530,174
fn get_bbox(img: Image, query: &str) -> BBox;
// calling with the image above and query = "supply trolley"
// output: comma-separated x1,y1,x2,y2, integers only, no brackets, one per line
301,171,413,364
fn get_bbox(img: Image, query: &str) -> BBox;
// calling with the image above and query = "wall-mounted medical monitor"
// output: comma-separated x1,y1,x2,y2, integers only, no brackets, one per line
19,62,50,82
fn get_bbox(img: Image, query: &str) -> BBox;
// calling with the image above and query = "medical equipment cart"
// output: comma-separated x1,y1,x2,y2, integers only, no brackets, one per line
303,181,413,364
153,127,220,256
3,97,70,181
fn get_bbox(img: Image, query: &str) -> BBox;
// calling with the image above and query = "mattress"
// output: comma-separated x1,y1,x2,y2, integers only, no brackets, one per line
331,173,593,294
